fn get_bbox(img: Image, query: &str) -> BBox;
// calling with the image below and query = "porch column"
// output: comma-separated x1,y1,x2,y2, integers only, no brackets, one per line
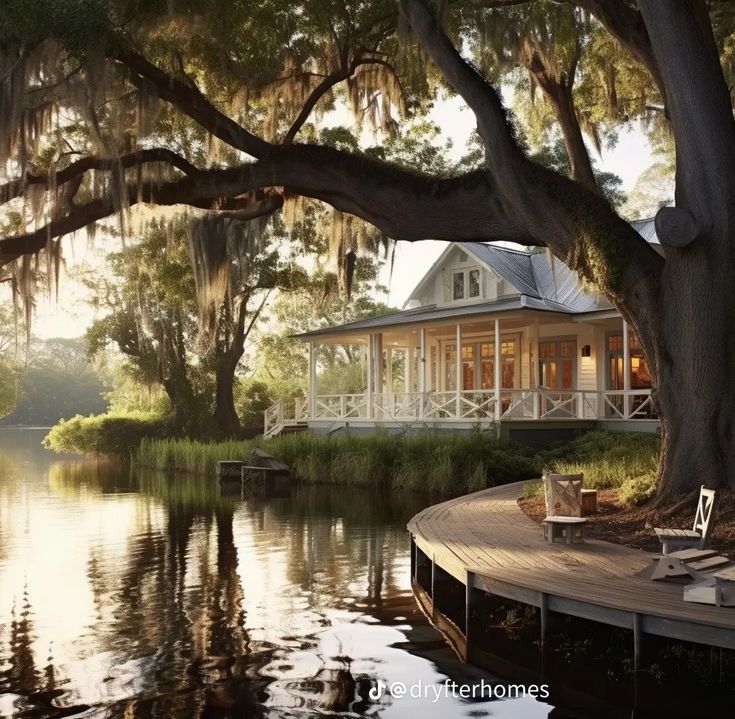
455,323,462,418
308,341,317,419
406,347,414,393
386,346,393,394
623,319,631,419
531,321,540,419
419,328,426,419
494,319,502,421
366,334,373,419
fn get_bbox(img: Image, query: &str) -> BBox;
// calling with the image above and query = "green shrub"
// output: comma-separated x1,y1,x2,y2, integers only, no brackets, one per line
44,412,169,456
618,472,658,506
542,431,659,491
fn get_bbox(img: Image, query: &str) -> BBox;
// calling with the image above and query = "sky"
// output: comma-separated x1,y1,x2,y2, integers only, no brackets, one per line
382,96,655,308
21,94,656,339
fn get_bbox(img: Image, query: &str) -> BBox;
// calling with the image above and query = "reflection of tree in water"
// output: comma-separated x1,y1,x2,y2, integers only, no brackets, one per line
241,486,422,714
2,461,426,718
42,470,269,718
1,587,39,696
262,486,416,613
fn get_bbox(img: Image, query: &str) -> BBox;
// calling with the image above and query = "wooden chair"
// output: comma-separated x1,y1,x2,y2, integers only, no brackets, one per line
542,473,587,543
654,485,717,555
543,473,584,518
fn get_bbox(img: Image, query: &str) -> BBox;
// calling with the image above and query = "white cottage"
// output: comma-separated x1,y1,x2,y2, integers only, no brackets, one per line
264,219,660,442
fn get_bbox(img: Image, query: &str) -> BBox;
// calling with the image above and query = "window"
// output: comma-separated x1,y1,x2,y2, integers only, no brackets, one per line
445,340,516,390
607,331,651,390
538,339,576,390
451,267,481,300
469,269,480,298
453,271,465,300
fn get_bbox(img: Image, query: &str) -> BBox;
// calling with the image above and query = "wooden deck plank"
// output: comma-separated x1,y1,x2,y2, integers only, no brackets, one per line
409,481,735,635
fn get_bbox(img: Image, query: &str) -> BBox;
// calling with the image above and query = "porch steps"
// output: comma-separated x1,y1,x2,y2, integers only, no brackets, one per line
268,421,308,438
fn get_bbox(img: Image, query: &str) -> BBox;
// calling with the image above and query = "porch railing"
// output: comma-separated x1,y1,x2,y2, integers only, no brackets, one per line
264,396,308,438
264,388,656,435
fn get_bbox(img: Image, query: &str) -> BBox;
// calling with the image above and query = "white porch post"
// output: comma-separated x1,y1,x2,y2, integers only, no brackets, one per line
308,341,317,419
406,347,414,393
366,334,373,419
386,346,393,393
494,319,502,421
623,318,631,419
455,323,462,418
531,321,540,419
419,328,426,419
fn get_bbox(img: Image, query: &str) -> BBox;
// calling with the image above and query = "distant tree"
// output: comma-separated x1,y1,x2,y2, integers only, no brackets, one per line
0,337,107,425
621,162,675,220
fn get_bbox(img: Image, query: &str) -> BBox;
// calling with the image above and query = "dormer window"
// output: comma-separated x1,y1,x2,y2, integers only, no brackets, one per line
453,271,465,299
452,267,481,300
469,269,480,297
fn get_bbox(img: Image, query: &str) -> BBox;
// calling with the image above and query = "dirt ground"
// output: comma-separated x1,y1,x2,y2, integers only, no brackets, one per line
518,489,735,554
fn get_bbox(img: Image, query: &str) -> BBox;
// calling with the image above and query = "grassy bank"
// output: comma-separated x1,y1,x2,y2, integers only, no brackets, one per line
526,430,660,505
135,429,660,501
136,432,540,495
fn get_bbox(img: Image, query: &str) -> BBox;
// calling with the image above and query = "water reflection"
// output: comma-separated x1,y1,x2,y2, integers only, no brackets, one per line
0,430,548,719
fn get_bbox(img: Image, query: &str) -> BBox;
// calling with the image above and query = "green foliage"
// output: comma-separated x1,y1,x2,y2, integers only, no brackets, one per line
44,412,169,456
135,431,541,497
0,360,17,418
235,379,274,432
621,162,675,220
542,430,659,504
0,337,108,426
618,473,658,507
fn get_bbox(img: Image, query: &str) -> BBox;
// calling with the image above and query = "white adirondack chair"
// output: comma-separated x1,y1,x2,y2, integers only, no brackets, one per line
654,485,717,555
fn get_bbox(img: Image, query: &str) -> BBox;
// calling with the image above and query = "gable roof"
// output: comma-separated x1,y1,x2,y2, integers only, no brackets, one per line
297,218,659,340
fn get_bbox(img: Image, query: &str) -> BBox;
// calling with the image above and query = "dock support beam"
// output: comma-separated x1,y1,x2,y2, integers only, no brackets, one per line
540,591,550,645
633,612,643,671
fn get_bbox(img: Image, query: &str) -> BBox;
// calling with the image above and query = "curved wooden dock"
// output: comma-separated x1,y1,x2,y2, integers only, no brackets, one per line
408,481,735,654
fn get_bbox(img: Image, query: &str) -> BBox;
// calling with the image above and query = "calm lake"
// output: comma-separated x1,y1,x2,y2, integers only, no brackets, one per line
3,429,733,719
0,429,551,719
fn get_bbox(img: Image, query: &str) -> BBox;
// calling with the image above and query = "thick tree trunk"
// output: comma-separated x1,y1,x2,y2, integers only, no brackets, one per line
213,351,242,438
638,233,735,500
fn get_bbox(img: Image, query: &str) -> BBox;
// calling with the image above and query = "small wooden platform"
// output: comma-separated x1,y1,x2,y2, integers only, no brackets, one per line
408,481,735,652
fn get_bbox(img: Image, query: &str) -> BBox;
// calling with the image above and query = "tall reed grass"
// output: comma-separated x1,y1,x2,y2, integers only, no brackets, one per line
135,431,540,496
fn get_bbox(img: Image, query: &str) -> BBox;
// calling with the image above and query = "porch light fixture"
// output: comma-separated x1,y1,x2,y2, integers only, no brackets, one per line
581,345,592,357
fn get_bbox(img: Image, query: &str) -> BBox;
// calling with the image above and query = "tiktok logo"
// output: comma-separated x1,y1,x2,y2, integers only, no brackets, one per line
368,679,387,700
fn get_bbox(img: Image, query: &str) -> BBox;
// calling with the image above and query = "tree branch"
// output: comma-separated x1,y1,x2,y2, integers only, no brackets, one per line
110,42,273,160
400,0,526,179
637,0,735,219
0,146,530,264
0,148,201,205
570,0,665,103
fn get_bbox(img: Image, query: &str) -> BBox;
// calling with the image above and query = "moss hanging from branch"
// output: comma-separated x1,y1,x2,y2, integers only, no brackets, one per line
187,212,270,344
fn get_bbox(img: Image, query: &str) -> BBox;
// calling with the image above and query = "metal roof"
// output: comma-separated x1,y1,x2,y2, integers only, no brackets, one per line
631,217,658,244
293,295,573,339
297,219,659,340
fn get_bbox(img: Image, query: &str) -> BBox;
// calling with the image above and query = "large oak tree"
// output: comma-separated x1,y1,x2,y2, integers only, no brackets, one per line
1,0,734,499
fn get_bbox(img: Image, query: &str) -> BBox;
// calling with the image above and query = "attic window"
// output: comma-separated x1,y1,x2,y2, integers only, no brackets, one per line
469,269,480,297
458,250,468,263
453,271,465,299
452,267,481,300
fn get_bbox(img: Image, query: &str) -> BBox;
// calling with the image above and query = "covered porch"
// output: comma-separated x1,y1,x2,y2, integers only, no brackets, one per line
264,307,657,438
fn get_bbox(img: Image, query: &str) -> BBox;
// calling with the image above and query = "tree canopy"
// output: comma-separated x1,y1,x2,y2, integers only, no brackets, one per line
2,0,735,497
